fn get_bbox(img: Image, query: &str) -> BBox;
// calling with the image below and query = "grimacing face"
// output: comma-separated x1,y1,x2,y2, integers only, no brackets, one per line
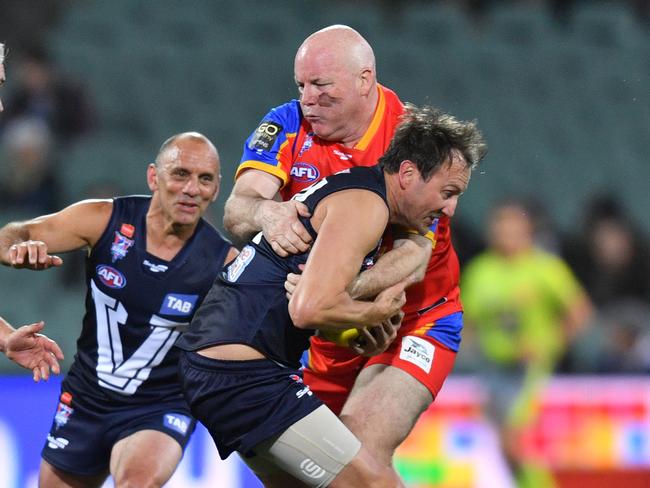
149,140,220,227
294,49,366,143
401,152,471,235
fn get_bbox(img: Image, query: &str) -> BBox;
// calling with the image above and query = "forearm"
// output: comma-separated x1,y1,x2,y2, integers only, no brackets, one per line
290,291,389,330
348,236,431,300
224,193,269,243
0,223,30,265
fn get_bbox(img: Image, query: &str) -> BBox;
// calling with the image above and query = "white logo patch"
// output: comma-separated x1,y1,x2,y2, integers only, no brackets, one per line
300,458,326,479
226,245,255,282
399,336,435,373
46,434,69,450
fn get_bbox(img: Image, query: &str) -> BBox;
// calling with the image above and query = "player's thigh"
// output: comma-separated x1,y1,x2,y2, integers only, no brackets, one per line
246,404,401,488
340,364,433,461
110,429,182,487
39,459,107,488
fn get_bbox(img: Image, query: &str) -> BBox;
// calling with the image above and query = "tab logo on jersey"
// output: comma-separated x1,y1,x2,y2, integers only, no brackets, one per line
96,265,127,289
110,231,134,262
399,336,435,373
290,162,320,183
249,121,282,151
163,413,191,435
160,293,198,316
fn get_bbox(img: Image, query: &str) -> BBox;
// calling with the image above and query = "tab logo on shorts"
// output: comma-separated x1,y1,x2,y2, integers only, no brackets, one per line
290,162,320,183
164,413,191,435
47,434,69,450
160,294,198,316
111,231,134,262
96,265,127,289
249,121,282,151
399,336,435,373
300,459,326,480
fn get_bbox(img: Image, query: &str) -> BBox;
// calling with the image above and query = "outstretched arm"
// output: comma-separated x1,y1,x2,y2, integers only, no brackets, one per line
0,199,113,270
0,316,64,382
223,169,313,257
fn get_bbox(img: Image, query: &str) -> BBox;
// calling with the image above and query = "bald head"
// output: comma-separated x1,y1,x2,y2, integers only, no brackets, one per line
155,131,219,172
294,25,379,145
296,25,375,75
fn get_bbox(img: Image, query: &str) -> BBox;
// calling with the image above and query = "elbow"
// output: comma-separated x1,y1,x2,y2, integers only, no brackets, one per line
288,295,321,330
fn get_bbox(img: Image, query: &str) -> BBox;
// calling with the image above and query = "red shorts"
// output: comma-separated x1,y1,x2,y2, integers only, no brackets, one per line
303,321,458,416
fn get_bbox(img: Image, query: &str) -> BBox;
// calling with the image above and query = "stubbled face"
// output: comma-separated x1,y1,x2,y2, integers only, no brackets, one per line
398,151,471,234
148,139,220,228
294,48,365,143
487,205,534,257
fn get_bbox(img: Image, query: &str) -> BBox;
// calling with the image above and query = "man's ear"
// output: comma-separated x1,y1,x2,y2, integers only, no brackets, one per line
398,160,416,189
146,163,158,192
358,68,374,96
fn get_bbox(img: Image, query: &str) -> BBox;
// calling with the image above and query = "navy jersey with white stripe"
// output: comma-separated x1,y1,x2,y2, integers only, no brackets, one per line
64,196,231,404
176,165,388,368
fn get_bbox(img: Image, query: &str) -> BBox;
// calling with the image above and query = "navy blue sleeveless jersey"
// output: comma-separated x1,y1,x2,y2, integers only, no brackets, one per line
63,196,231,405
176,165,387,368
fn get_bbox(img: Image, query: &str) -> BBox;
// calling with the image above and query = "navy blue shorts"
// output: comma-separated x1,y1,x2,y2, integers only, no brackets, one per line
41,385,196,476
179,351,323,460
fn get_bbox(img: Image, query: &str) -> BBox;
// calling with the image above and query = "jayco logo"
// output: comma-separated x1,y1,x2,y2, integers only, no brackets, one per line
300,458,326,479
399,336,435,373
160,294,198,316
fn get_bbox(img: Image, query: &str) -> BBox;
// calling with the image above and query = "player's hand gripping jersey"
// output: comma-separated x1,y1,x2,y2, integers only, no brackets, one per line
236,86,462,414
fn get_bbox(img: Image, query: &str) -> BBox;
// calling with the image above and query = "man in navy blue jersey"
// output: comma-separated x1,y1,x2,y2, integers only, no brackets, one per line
177,105,486,487
0,131,238,488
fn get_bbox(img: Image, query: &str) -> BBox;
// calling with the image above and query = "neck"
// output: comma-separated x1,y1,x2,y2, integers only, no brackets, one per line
384,172,405,227
145,207,197,260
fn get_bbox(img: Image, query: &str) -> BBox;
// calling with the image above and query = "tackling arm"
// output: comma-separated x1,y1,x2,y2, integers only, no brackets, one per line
289,190,406,330
347,231,432,300
223,169,313,256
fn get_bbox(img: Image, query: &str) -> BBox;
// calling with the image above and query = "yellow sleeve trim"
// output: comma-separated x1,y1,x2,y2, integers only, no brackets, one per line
235,161,289,188
407,228,437,245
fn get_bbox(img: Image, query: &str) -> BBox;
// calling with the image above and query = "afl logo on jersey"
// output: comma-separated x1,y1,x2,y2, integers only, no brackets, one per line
290,162,320,183
96,265,126,289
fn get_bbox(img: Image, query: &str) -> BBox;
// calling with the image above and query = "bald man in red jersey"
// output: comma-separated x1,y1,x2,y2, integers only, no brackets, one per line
225,25,472,470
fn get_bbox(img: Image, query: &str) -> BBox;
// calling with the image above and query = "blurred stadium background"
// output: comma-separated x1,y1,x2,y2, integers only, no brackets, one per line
0,1,648,487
